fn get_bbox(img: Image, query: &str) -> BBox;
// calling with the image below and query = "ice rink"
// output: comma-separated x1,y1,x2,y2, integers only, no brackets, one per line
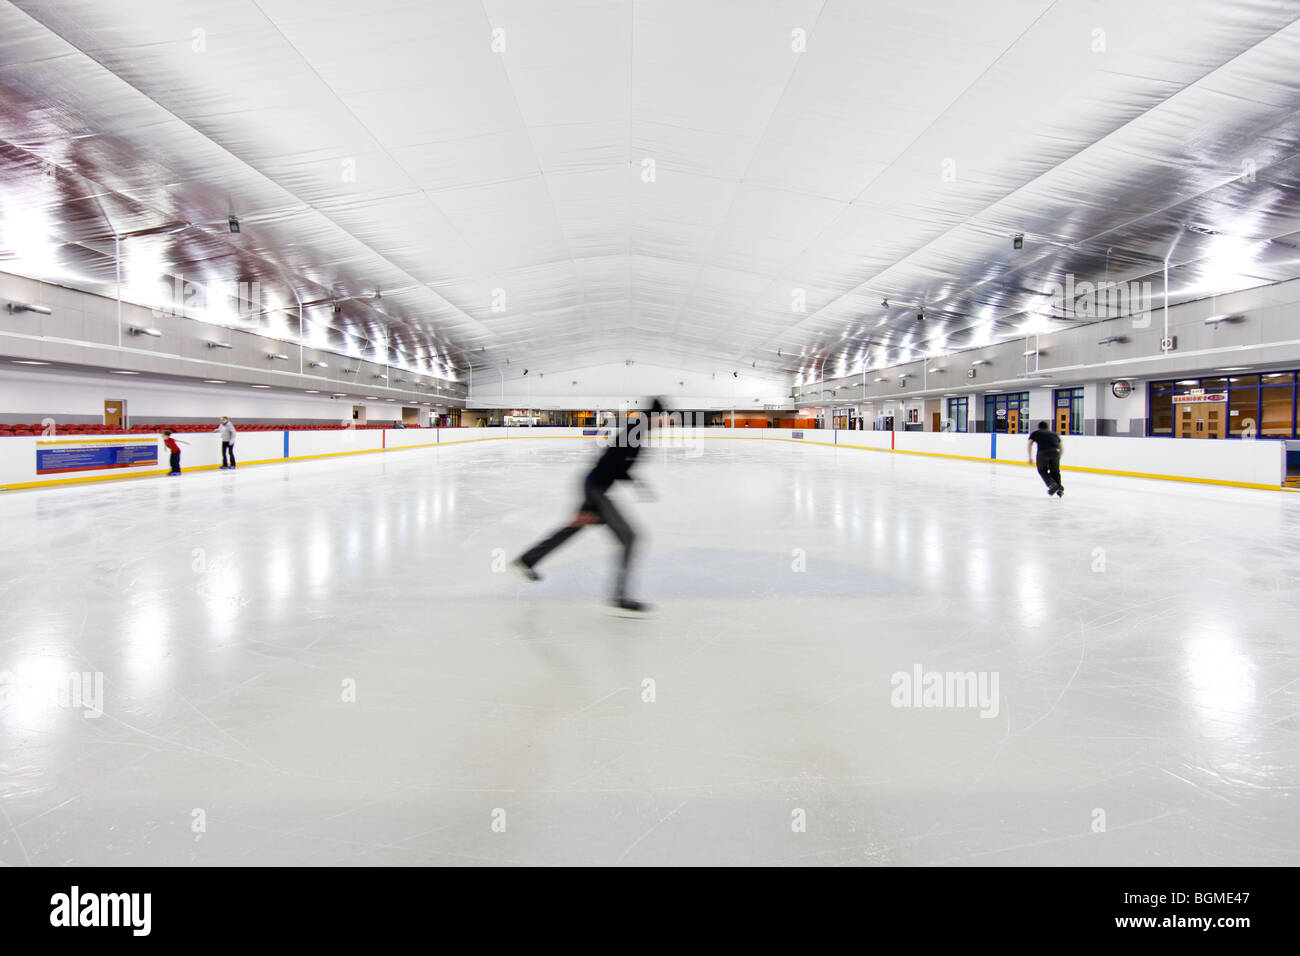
2,437,1298,866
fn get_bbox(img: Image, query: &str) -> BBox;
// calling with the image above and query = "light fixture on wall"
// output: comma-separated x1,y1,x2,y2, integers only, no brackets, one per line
1097,335,1127,345
129,327,162,337
971,359,990,366
1023,349,1041,357
1204,314,1244,327
372,373,387,380
207,341,233,350
6,302,52,315
930,367,946,374
874,377,887,383
268,353,289,361
309,361,328,368
341,368,358,374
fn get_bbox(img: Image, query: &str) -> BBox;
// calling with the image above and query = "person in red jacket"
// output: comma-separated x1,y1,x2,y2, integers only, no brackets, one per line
162,430,189,476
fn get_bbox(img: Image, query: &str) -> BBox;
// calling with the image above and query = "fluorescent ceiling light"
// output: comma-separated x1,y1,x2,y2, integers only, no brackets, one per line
128,327,162,337
268,353,289,361
203,379,226,384
305,389,320,393
250,384,271,389
13,359,50,365
109,370,139,375
207,341,233,350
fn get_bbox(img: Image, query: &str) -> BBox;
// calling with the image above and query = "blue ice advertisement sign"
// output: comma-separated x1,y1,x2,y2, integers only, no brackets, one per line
36,439,158,475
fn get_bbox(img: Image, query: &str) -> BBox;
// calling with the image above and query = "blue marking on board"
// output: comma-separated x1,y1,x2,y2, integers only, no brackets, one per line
283,431,289,458
990,430,997,459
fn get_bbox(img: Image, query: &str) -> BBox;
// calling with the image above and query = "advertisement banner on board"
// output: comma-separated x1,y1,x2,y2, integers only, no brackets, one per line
36,439,159,475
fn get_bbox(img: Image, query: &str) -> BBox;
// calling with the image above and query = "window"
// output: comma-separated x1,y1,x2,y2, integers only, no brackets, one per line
946,397,968,433
984,392,1030,433
1228,376,1259,437
1149,371,1299,439
1261,372,1296,437
1053,387,1084,435
1148,381,1175,436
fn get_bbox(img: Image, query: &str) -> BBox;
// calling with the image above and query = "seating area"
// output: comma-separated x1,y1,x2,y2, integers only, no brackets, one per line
0,422,422,437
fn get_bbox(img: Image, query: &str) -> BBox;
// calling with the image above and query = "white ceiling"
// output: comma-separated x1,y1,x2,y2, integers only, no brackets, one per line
3,0,1300,383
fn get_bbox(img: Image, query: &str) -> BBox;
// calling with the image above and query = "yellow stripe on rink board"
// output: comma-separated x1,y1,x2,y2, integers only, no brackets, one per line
815,437,1287,491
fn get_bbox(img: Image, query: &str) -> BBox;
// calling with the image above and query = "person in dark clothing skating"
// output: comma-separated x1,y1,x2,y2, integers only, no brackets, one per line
1028,421,1064,497
515,399,665,611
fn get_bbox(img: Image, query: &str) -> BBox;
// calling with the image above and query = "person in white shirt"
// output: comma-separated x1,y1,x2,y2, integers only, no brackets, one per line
215,416,237,469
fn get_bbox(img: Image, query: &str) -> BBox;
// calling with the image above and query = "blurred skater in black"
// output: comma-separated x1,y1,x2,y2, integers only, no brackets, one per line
515,399,665,611
1027,420,1064,497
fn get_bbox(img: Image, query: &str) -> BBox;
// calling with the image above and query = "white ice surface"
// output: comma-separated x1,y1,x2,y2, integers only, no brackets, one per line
1,438,1297,866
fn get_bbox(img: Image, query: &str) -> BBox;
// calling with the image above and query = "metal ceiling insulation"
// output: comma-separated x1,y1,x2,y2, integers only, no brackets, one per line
2,0,1300,385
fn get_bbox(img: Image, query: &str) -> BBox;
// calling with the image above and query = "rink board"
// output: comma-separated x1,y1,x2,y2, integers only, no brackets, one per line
0,426,1287,491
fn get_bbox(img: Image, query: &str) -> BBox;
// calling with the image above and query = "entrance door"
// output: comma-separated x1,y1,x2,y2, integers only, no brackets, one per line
104,400,125,428
1006,408,1020,434
931,412,941,432
1175,402,1226,439
1055,407,1070,435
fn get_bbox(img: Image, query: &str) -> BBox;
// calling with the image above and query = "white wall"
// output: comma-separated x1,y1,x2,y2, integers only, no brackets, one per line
0,366,415,424
1094,379,1148,435
469,361,791,410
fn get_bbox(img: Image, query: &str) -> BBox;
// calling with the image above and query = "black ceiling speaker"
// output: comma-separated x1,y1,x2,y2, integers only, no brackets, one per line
227,215,240,234
1013,234,1024,250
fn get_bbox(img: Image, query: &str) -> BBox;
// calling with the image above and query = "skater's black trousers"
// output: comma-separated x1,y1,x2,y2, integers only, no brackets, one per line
169,451,181,473
1036,451,1061,489
520,480,637,598
222,441,236,467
